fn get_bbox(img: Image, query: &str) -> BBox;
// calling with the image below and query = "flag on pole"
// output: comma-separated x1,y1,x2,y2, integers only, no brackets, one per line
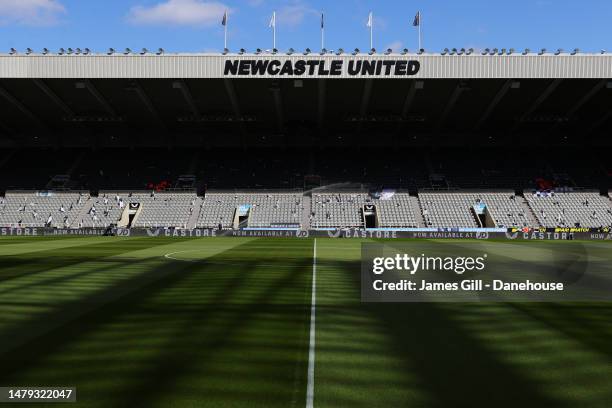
222,10,227,26
413,11,420,26
320,12,325,50
269,11,276,28
366,11,372,27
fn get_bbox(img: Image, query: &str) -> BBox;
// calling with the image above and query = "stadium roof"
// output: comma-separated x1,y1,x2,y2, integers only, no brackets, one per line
0,53,611,79
0,53,611,148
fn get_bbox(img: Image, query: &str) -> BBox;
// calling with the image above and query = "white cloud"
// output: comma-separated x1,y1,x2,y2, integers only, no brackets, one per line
127,0,229,27
0,0,65,26
277,2,317,27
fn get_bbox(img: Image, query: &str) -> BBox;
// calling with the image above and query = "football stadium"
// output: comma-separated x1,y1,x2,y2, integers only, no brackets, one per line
1,2,612,407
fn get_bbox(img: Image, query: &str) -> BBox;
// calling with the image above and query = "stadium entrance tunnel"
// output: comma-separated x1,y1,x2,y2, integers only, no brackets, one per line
233,204,252,229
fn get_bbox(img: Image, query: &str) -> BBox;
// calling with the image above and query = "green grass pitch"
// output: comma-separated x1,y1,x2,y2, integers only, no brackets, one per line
1,236,612,407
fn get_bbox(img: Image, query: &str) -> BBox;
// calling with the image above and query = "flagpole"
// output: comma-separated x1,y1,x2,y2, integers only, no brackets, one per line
370,15,373,49
321,16,324,50
418,13,422,49
273,11,276,49
224,14,228,49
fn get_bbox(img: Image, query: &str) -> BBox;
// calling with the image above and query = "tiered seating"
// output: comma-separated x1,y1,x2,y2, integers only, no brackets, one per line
130,193,196,228
78,193,123,227
418,192,531,228
419,192,479,228
526,192,612,228
197,193,303,229
311,193,370,228
475,193,532,228
79,192,196,228
375,194,419,228
0,192,86,227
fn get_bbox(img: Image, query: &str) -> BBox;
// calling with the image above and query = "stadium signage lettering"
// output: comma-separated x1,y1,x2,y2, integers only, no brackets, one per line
1,227,38,236
224,59,420,77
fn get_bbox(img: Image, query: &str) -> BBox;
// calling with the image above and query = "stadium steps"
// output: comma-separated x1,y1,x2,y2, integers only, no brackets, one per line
186,197,204,229
409,195,426,227
521,196,543,228
71,195,95,227
302,194,311,229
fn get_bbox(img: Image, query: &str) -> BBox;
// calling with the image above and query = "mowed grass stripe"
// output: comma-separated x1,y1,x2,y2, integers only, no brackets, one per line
0,236,134,256
0,238,249,353
313,238,612,408
0,237,313,408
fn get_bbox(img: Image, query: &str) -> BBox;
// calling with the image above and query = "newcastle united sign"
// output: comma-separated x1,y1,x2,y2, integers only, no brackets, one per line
224,58,420,77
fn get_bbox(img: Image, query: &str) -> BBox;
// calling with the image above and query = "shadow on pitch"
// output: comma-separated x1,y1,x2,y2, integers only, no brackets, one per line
0,239,313,407
320,258,563,408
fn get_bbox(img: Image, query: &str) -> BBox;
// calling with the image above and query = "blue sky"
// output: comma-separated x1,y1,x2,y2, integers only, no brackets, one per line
0,0,611,53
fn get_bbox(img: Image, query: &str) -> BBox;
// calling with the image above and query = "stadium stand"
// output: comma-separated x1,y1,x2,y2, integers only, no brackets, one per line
525,191,612,228
0,191,87,228
373,194,420,228
311,193,370,228
418,191,534,228
4,188,612,230
129,193,196,228
78,193,122,228
419,192,479,228
78,192,197,228
197,193,304,229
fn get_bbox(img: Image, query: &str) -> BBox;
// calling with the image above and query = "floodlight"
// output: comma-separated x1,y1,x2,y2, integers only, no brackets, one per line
451,48,458,55
352,48,360,55
75,48,82,54
336,48,344,55
522,48,530,55
67,48,74,54
482,48,489,55
369,48,376,55
401,48,409,55
538,48,546,55
459,48,465,55
467,48,474,55
286,48,295,55
26,48,33,55
255,48,262,55
508,48,515,55
320,48,327,55
124,48,132,55
107,48,115,55
571,48,579,55
442,48,449,55
58,48,66,55
555,48,563,55
272,48,278,54
418,48,425,54
384,48,392,55
83,48,90,55
303,48,311,55
222,48,229,55
491,48,498,55
156,48,164,55
42,48,50,55
238,48,246,55
9,47,17,55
